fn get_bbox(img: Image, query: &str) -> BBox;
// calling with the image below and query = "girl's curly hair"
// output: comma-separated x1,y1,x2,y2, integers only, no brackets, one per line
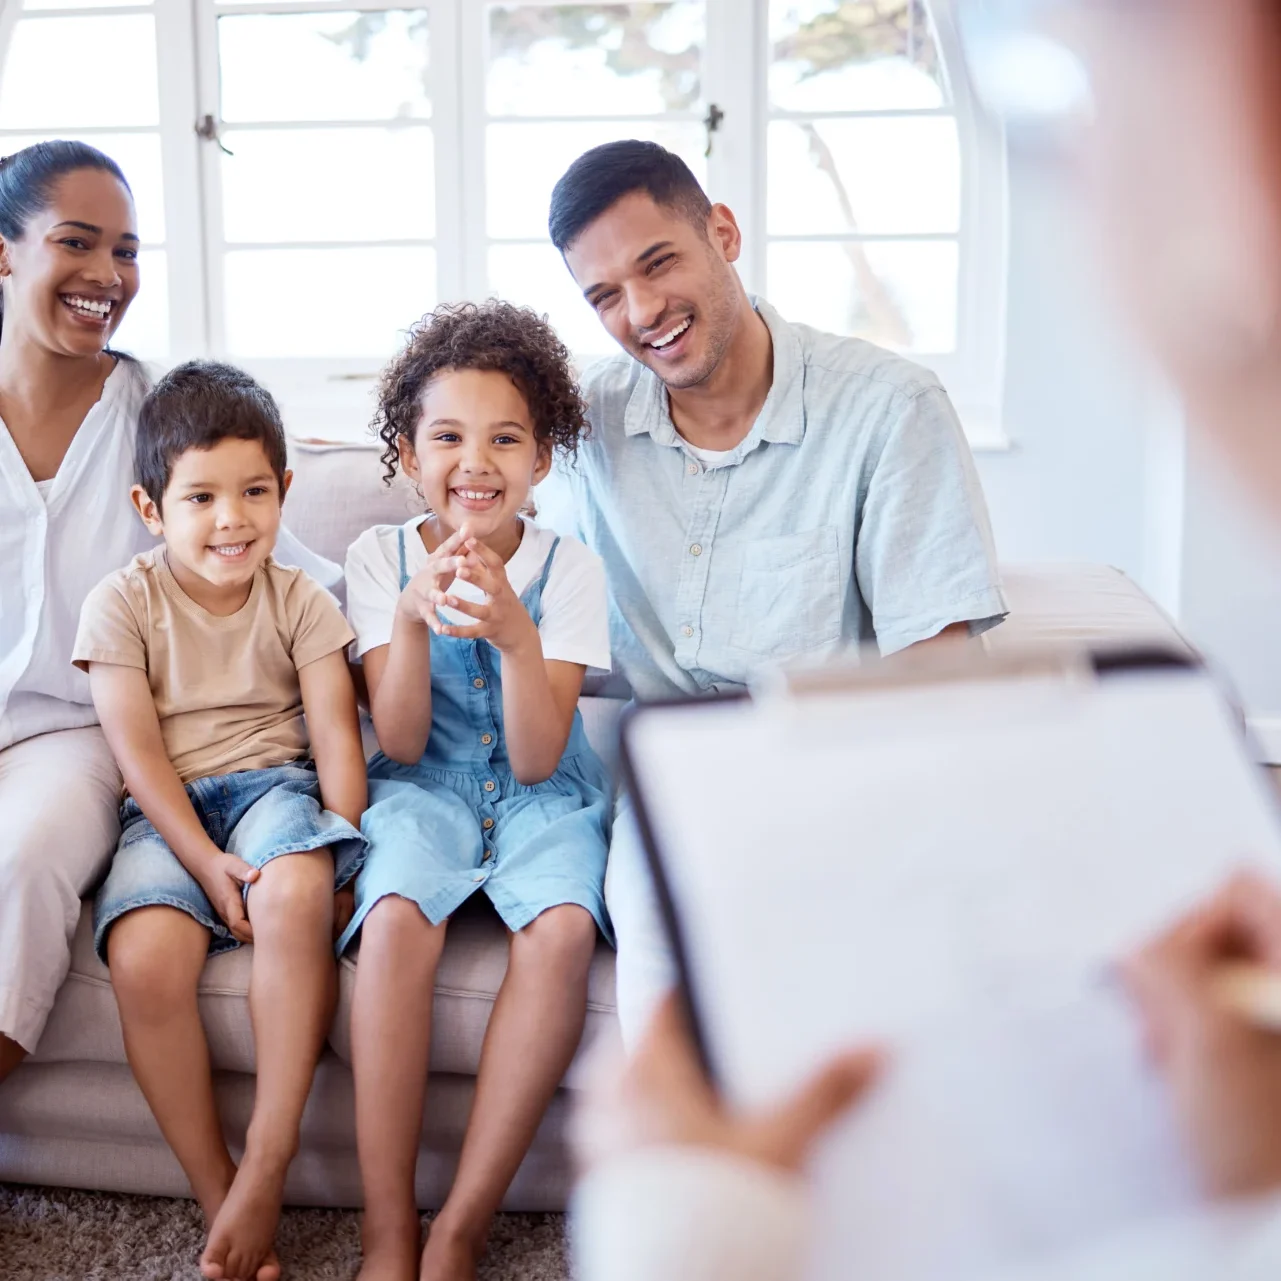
374,300,589,485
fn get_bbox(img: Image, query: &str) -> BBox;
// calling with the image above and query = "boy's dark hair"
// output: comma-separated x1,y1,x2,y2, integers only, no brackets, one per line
374,299,589,486
548,140,712,253
136,360,288,509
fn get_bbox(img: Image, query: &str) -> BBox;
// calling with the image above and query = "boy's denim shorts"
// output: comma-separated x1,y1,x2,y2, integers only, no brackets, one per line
93,762,366,963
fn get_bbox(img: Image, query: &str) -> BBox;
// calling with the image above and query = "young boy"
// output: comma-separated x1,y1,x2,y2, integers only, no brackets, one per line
74,361,368,1281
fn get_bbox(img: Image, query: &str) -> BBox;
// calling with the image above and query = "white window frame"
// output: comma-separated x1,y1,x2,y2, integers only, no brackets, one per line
0,0,1007,445
708,0,1007,445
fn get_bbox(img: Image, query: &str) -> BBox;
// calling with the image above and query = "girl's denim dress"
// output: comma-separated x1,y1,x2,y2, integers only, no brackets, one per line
338,529,612,954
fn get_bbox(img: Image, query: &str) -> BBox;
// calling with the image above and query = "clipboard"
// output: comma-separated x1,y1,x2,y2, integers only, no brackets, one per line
617,643,1281,1281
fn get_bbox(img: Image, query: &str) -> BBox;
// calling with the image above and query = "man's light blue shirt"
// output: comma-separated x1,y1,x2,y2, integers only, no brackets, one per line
562,298,1008,701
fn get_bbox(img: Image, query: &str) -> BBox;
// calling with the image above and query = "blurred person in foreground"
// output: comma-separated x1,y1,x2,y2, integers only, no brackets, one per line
570,1,1281,1277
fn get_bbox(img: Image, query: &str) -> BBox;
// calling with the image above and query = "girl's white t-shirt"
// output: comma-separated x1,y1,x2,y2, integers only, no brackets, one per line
345,514,612,674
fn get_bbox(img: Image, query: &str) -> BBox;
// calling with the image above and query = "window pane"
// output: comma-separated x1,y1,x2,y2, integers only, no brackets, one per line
488,2,703,116
767,239,957,353
487,121,705,239
0,15,158,129
110,249,168,360
488,243,613,359
23,0,150,7
220,128,434,244
0,132,166,244
767,117,959,236
219,11,430,124
769,0,947,112
224,247,436,357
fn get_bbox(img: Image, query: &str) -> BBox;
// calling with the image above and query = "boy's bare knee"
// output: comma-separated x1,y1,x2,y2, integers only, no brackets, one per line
514,904,597,970
247,848,333,921
108,907,206,1010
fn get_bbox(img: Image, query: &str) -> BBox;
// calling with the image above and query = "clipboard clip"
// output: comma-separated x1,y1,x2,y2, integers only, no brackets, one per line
753,641,1197,704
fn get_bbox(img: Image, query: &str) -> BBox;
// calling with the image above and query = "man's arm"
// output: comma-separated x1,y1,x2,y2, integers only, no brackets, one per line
856,386,1007,656
87,662,258,942
908,622,971,650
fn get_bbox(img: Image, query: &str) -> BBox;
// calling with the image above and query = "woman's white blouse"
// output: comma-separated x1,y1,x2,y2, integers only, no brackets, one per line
0,359,338,751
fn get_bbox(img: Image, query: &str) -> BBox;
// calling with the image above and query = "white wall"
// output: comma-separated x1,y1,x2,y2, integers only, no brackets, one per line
1180,441,1281,735
983,145,1281,746
971,150,1154,586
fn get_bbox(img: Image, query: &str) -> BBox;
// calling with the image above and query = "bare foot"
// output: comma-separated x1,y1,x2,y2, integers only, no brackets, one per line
357,1210,421,1281
200,1156,287,1281
418,1221,481,1281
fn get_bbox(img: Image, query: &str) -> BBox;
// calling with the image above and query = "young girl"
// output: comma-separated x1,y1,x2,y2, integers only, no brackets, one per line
340,300,612,1281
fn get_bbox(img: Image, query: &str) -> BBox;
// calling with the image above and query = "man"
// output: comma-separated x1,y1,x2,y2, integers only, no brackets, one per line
573,4,1281,1278
548,140,1008,1041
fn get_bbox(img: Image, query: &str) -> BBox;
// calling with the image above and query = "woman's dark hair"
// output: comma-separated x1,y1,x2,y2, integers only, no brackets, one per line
548,139,712,253
374,300,590,486
0,140,133,341
136,360,288,511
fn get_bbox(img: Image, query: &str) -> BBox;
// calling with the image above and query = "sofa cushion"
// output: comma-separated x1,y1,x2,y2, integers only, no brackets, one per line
284,441,416,568
34,902,619,1091
989,564,1192,655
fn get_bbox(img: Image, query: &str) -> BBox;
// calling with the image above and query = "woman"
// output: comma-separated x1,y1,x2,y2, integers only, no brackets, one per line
0,140,335,1086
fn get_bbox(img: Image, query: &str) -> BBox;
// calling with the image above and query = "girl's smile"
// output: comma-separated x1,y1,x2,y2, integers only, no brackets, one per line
398,366,551,563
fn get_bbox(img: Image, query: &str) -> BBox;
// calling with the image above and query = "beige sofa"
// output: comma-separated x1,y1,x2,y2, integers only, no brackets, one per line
0,440,1191,1210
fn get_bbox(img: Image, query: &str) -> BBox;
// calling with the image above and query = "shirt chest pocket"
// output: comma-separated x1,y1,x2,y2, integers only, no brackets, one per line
729,526,843,659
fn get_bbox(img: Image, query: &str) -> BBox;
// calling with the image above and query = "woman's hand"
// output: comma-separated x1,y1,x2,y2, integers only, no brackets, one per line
431,537,540,656
1124,871,1281,1199
575,993,884,1175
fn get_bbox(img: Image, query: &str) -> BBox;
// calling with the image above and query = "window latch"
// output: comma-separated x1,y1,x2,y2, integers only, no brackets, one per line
196,115,234,157
704,103,724,157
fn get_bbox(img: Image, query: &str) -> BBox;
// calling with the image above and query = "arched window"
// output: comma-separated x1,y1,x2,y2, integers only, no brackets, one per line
0,0,1005,443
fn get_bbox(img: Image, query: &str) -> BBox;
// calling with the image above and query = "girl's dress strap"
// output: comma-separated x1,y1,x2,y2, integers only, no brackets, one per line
536,536,562,596
397,526,409,591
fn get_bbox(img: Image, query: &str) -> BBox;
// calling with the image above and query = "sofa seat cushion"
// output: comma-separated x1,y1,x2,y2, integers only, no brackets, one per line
990,564,1192,654
34,901,619,1088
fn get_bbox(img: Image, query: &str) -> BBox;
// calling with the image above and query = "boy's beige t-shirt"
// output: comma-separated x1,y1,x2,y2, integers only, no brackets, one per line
72,546,355,785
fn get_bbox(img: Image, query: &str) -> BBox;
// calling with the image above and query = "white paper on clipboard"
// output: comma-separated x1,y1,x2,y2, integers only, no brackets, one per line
620,648,1281,1281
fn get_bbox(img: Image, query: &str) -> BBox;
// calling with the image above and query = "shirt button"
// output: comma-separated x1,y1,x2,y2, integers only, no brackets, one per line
473,872,487,882
483,848,494,862
686,462,698,475
484,780,496,793
481,733,493,745
482,817,495,830
690,544,703,557
681,625,694,638
473,678,485,689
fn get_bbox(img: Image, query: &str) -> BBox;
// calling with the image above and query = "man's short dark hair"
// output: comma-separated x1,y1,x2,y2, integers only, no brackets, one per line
548,140,713,253
136,360,288,509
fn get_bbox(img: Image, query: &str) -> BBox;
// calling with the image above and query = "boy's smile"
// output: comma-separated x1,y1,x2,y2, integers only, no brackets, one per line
132,437,290,615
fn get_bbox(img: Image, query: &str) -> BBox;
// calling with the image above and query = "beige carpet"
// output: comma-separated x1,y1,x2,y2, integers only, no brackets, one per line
0,1185,569,1281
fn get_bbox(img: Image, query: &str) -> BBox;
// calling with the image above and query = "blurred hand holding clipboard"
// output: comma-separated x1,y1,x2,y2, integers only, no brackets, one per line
618,644,1281,1281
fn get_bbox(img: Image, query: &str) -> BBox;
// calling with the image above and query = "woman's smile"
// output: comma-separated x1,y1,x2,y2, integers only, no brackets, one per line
58,291,118,329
